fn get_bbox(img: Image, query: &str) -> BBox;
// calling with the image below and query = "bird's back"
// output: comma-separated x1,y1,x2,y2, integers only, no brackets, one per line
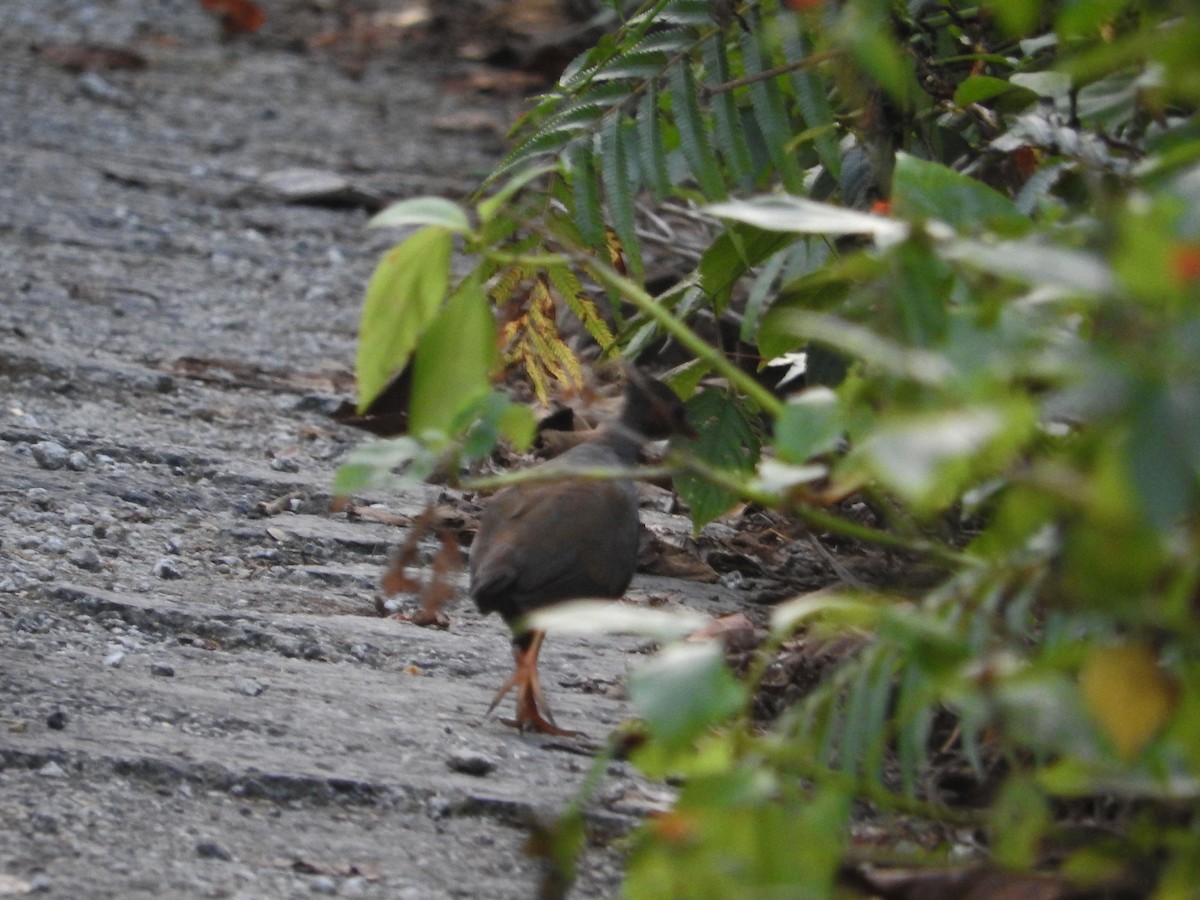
468,441,640,625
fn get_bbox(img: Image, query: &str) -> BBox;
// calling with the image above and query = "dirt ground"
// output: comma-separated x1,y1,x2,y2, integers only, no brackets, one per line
0,2,766,897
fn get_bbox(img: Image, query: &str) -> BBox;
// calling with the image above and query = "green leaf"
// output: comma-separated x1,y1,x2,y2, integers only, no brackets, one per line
775,387,842,463
333,437,440,495
892,238,952,346
477,164,556,224
568,139,605,248
629,642,745,748
529,600,708,642
771,590,883,636
946,237,1115,294
699,223,791,312
676,388,761,529
779,15,840,179
954,75,1022,106
1125,382,1200,531
760,309,953,386
850,404,1034,513
739,16,805,193
367,196,471,233
600,116,643,277
355,226,453,412
409,273,496,436
668,60,726,198
708,195,909,242
741,248,788,342
637,83,672,198
704,36,756,191
990,777,1053,868
892,152,1028,234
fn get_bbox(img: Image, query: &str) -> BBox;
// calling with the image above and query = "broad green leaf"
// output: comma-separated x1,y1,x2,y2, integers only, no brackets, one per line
699,223,790,312
1126,382,1200,531
850,404,1034,512
892,152,1028,234
708,195,910,243
333,436,440,495
409,273,496,436
945,238,1115,294
771,590,883,636
760,309,953,385
774,386,842,463
749,459,826,497
954,75,1022,106
367,196,471,233
983,0,1042,36
1010,71,1072,104
893,238,951,346
740,248,788,342
990,777,1052,869
676,388,761,529
629,642,745,747
529,600,708,642
356,226,453,412
459,391,537,460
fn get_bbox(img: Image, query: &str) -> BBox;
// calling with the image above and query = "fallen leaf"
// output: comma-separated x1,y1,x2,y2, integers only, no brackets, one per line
200,0,265,36
40,44,148,72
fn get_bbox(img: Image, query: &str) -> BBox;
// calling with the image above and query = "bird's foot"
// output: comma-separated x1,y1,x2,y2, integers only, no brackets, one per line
499,713,581,737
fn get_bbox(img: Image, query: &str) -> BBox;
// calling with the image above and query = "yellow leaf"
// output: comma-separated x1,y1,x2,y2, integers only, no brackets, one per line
1080,642,1178,761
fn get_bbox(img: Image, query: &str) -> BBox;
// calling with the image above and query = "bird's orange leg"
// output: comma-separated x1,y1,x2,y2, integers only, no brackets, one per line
487,631,578,736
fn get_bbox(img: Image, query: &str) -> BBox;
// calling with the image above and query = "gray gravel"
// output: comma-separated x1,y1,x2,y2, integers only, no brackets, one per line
0,2,750,897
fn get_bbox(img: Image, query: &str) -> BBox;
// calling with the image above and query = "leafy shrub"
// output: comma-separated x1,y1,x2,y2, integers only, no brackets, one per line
342,0,1200,895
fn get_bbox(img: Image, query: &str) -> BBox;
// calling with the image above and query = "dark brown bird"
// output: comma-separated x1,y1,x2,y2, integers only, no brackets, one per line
468,370,695,734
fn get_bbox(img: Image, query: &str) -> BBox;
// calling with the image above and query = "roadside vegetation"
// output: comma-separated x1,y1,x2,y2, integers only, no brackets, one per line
341,0,1200,895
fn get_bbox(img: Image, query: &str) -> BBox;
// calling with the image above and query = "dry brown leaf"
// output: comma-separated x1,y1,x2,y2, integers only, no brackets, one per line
200,0,265,36
40,44,148,72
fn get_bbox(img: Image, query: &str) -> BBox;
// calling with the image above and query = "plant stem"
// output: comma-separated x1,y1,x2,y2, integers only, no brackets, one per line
704,50,840,96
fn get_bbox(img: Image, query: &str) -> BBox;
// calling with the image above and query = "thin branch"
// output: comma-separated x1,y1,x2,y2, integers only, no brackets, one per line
704,50,840,97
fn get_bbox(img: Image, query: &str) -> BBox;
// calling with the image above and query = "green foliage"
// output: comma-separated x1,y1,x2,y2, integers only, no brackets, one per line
345,0,1200,894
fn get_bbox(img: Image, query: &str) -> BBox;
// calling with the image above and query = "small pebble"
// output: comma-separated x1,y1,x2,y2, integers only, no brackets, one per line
309,875,337,895
150,663,175,678
46,710,68,730
270,456,300,473
718,570,745,590
153,558,183,580
195,841,232,861
234,679,264,697
68,547,103,571
104,650,125,668
36,761,65,778
66,451,89,471
41,537,67,555
32,441,69,470
447,749,497,777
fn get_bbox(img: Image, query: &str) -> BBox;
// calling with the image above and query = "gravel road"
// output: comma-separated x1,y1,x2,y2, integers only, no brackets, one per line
0,2,749,896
